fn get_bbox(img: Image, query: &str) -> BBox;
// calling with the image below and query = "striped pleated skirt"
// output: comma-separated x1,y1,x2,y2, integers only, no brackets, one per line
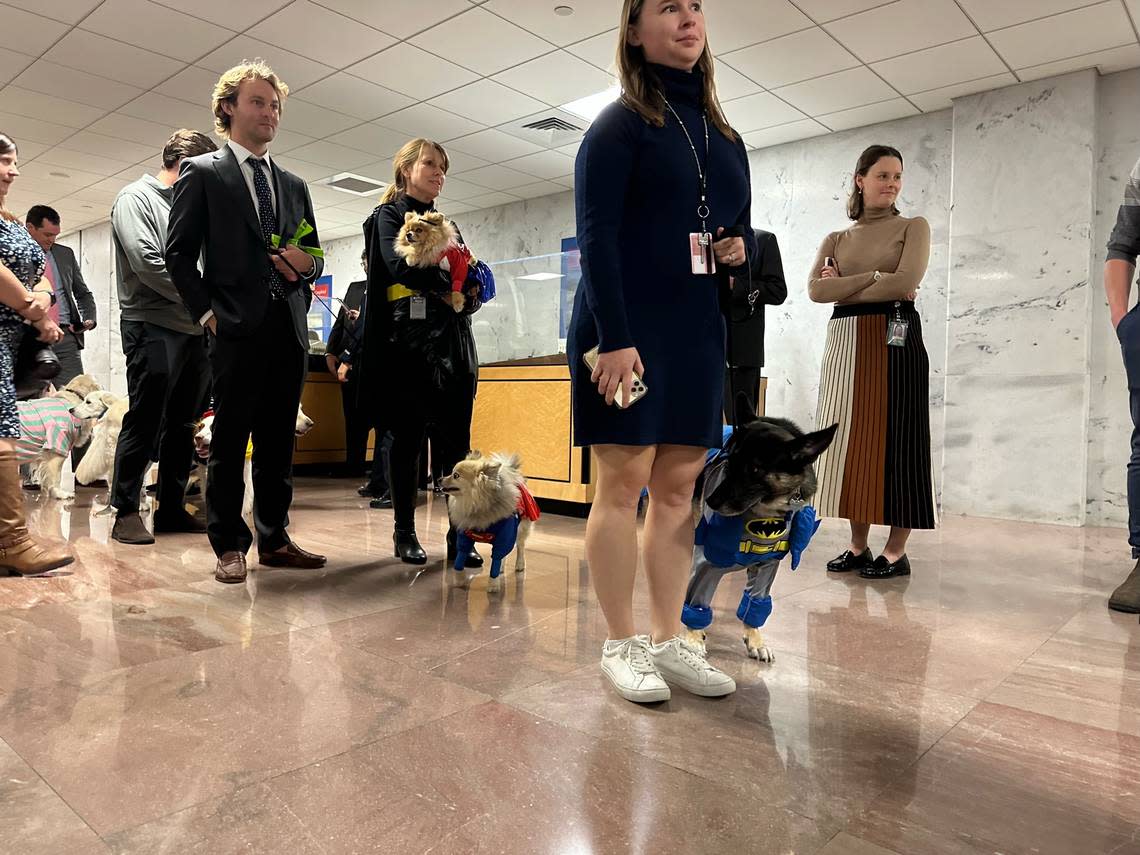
814,301,936,530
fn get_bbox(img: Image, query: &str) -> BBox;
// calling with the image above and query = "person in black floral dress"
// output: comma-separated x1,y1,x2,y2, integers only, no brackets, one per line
0,132,74,574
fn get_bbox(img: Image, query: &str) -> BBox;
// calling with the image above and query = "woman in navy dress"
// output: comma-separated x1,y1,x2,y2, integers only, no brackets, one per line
567,0,755,704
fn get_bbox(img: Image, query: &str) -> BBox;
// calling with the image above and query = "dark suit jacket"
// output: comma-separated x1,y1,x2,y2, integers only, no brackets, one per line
49,244,97,349
165,145,323,345
326,279,366,359
727,228,786,368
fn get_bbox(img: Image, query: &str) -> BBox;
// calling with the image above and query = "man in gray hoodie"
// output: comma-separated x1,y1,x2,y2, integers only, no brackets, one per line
109,129,218,545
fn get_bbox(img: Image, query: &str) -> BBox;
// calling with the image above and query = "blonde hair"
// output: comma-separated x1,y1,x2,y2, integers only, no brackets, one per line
616,0,736,141
379,139,450,204
211,60,289,138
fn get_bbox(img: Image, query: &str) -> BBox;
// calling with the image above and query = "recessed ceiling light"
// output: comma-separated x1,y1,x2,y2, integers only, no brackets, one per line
49,171,70,178
561,84,620,122
554,5,573,16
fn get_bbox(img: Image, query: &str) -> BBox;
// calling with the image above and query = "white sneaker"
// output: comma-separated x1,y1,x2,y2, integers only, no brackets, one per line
600,635,671,703
648,636,737,697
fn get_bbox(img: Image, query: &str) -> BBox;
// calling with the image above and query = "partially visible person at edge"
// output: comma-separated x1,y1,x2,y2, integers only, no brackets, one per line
0,132,74,575
567,0,755,705
808,144,935,580
359,138,482,566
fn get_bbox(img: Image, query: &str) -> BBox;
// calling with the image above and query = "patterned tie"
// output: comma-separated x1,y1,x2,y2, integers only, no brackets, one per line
249,157,286,299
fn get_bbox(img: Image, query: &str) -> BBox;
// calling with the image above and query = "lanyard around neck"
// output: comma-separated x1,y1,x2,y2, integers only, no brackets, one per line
663,97,710,232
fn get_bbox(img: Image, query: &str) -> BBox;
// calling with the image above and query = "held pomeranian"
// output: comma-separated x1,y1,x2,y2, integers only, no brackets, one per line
438,451,540,593
393,210,472,313
680,400,836,663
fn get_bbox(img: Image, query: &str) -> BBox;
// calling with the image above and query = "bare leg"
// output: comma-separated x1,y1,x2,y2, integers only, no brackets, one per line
586,444,656,640
882,526,912,562
643,444,709,644
849,521,871,553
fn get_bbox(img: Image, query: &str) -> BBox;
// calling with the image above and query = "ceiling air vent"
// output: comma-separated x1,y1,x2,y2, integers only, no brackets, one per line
321,172,387,197
501,108,589,148
521,116,582,133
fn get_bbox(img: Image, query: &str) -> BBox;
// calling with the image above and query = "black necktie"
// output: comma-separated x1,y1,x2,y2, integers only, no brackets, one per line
249,157,285,299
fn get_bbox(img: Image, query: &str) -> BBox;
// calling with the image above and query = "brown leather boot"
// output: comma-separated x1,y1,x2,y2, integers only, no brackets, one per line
0,449,74,576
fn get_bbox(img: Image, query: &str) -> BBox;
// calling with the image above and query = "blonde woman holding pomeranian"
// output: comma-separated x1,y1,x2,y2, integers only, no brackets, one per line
567,0,755,704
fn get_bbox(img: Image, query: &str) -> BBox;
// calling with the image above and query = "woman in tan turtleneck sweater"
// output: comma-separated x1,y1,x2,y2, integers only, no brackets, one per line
807,145,936,579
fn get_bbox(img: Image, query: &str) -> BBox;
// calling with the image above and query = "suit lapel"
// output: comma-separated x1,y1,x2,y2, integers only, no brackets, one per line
213,146,263,243
272,165,300,242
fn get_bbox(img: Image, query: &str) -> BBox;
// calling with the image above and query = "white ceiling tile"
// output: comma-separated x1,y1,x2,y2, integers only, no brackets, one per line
827,0,978,62
375,103,484,142
325,123,409,159
199,35,336,90
565,29,618,72
347,43,480,99
330,195,384,216
430,177,491,201
81,0,235,63
15,161,110,189
792,0,895,22
872,37,1009,95
273,157,335,182
292,73,413,121
741,118,830,149
907,72,1018,110
817,97,920,131
509,180,568,200
253,1,396,68
87,113,178,148
436,199,474,215
0,111,77,147
35,147,140,175
705,0,814,53
501,150,574,180
151,0,292,30
1015,43,1140,81
118,93,216,134
310,206,361,227
13,60,143,111
492,51,614,106
722,92,808,133
286,139,376,171
987,2,1132,69
464,190,520,210
722,27,859,89
0,87,106,129
437,149,489,173
69,186,123,207
5,140,47,163
773,66,899,115
956,0,1105,31
712,61,762,102
159,66,222,106
276,100,359,138
43,30,184,89
555,140,581,159
306,184,360,206
452,163,535,190
429,80,547,126
271,128,318,154
446,128,544,161
88,176,136,196
2,0,102,24
0,51,36,87
553,173,574,189
483,0,615,45
320,224,364,240
412,7,553,75
311,0,473,40
3,5,70,55
59,131,156,165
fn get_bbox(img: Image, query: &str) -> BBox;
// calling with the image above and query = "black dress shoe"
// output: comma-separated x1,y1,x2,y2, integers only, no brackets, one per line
393,529,427,565
369,492,392,509
860,554,911,579
827,548,873,572
357,484,380,498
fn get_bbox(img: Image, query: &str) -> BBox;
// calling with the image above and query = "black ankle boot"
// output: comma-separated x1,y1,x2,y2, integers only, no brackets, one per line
446,526,483,568
393,528,427,565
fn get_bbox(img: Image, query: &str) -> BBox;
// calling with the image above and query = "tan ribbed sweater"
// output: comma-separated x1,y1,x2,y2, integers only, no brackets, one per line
807,207,930,305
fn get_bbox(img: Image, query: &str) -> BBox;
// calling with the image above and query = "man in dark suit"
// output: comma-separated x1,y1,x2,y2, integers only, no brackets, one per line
24,205,97,386
166,62,325,584
325,251,371,476
724,228,787,422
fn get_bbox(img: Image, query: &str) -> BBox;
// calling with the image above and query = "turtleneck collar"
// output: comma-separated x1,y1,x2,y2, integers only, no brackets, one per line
859,205,896,223
403,192,435,213
651,62,703,109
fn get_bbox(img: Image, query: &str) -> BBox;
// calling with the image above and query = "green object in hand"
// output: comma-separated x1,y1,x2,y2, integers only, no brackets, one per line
271,218,324,258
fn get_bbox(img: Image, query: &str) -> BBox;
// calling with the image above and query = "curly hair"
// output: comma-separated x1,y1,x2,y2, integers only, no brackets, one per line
211,60,289,138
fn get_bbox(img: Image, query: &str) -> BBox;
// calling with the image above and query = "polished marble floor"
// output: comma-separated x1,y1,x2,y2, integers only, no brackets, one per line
1,478,1138,854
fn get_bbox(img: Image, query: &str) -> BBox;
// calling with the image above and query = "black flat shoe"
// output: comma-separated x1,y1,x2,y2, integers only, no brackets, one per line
827,548,873,572
860,554,911,579
446,526,483,568
369,492,392,509
393,529,427,565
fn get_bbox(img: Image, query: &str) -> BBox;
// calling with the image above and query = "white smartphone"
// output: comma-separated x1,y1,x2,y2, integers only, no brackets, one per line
582,346,648,408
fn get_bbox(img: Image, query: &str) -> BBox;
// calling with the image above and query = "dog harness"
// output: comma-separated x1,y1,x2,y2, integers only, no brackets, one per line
454,485,540,579
16,398,86,463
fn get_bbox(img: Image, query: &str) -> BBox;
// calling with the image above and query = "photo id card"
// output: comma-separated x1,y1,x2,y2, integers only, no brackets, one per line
690,232,716,275
410,295,427,320
887,318,909,347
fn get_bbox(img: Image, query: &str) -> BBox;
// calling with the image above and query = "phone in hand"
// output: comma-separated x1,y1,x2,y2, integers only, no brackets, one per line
582,346,648,409
824,256,838,274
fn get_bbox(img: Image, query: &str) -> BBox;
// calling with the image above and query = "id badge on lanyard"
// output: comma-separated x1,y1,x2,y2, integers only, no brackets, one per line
887,302,909,347
410,295,427,320
664,99,715,277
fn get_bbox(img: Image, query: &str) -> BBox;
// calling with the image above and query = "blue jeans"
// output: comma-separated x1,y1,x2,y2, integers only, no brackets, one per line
1119,307,1140,557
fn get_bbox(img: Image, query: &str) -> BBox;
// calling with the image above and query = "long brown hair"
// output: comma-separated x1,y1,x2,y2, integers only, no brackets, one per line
0,132,17,222
847,144,903,220
616,0,736,140
379,138,450,205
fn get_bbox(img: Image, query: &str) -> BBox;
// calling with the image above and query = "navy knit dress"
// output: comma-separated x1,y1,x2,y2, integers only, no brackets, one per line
567,65,754,449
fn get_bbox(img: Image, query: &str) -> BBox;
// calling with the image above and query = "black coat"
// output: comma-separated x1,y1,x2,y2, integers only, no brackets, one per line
48,244,97,348
327,279,366,359
727,229,786,368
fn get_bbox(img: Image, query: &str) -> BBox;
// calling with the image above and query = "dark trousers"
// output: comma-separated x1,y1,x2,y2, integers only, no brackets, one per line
724,364,763,423
1122,309,1140,556
206,301,306,556
389,370,476,530
342,372,371,476
53,331,87,469
111,320,209,515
